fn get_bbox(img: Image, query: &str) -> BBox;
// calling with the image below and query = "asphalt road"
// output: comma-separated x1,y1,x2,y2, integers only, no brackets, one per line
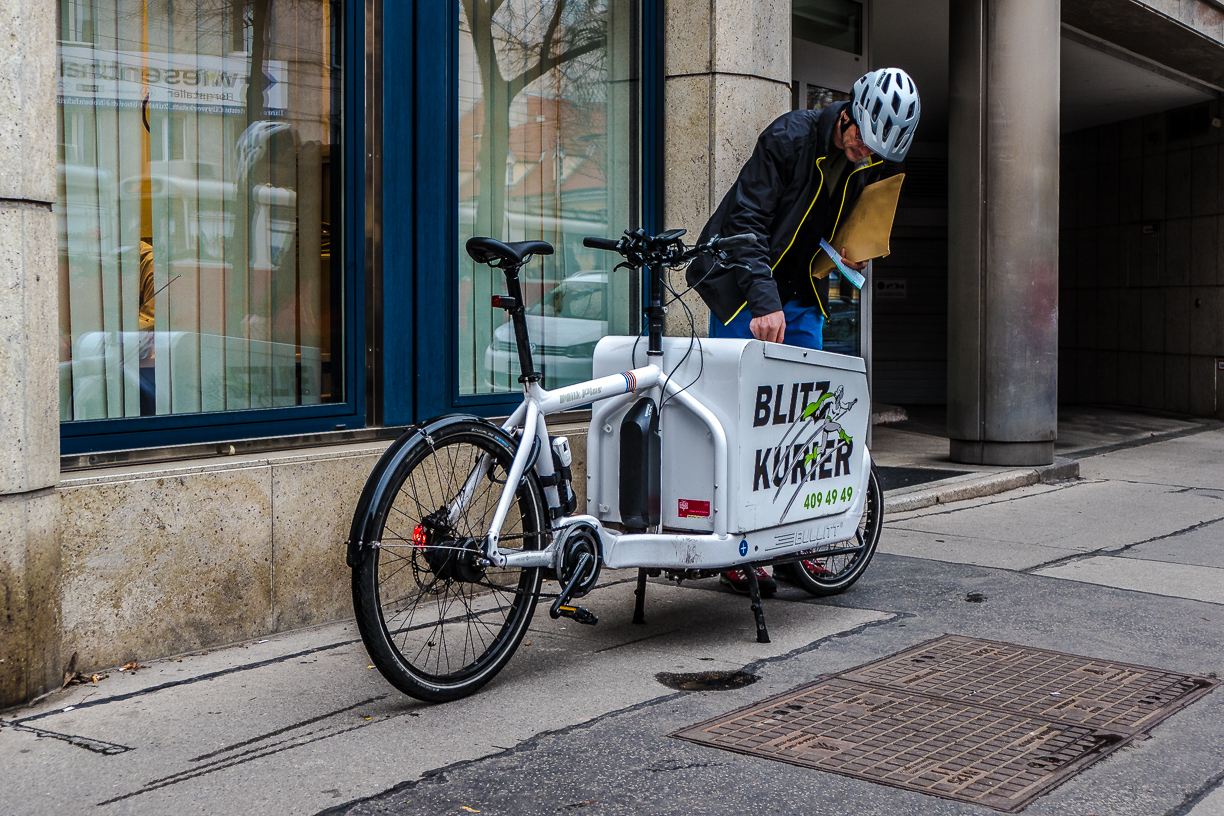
3,426,1223,816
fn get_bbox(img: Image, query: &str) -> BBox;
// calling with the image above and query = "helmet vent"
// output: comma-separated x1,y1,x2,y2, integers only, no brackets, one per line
871,98,883,122
882,118,893,140
891,92,901,114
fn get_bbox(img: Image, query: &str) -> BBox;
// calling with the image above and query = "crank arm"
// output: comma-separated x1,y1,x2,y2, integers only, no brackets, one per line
549,553,599,625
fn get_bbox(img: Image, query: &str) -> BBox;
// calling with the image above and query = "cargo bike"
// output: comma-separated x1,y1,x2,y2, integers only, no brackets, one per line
346,229,884,702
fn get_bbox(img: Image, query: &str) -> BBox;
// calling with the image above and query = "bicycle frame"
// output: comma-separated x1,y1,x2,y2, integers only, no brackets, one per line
469,354,869,574
453,230,870,577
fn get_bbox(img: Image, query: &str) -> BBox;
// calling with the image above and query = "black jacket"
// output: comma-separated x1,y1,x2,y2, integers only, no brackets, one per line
686,103,883,325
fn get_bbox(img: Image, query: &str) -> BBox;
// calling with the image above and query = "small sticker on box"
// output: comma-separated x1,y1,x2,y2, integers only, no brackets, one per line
678,499,710,518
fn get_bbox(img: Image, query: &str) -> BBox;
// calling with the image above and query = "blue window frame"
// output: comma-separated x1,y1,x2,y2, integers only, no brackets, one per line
58,0,367,456
382,0,662,425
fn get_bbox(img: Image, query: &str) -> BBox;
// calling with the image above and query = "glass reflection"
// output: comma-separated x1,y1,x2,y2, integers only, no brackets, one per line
56,0,342,421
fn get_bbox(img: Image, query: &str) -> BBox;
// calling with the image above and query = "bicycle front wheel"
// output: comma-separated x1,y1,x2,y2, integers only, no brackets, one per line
352,420,547,702
777,463,883,597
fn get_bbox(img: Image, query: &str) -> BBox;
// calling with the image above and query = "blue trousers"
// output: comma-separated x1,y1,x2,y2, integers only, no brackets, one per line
710,300,825,350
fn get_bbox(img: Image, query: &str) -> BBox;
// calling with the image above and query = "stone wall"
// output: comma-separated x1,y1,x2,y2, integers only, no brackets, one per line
51,419,590,676
1059,99,1224,417
0,0,61,707
662,0,791,336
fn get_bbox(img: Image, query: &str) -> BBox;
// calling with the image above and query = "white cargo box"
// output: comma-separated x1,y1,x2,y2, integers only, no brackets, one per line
587,336,871,537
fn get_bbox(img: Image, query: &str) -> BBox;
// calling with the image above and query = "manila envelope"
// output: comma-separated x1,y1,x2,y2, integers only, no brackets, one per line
810,173,905,280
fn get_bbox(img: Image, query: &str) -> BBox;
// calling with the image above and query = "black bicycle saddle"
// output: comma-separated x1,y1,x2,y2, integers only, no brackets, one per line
465,236,554,267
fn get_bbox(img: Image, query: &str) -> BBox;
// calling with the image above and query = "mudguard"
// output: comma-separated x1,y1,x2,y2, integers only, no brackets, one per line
346,414,541,568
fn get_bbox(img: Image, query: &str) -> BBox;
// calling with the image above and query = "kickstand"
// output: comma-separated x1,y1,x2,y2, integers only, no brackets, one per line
632,568,648,625
744,568,771,644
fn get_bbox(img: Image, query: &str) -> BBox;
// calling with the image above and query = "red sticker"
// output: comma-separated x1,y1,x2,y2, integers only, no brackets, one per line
678,499,711,518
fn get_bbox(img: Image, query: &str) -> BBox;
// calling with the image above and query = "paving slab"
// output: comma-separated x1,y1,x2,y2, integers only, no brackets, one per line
1079,428,1224,487
886,479,1224,552
1119,518,1224,570
877,528,1081,571
1033,557,1224,606
0,578,888,816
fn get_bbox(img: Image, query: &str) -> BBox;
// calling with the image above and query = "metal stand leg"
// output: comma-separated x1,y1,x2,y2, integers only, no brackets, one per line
744,568,771,644
632,568,648,625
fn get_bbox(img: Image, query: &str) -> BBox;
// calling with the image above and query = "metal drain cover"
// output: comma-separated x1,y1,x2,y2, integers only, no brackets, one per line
672,636,1217,812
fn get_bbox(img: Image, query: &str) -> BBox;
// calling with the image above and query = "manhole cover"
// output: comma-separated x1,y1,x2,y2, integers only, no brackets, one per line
838,635,1216,737
671,636,1217,812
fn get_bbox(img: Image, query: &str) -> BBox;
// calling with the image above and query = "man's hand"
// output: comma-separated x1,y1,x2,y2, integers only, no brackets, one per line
750,310,786,344
841,246,868,272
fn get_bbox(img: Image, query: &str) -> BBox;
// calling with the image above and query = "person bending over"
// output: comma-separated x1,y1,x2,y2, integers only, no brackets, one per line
685,67,921,596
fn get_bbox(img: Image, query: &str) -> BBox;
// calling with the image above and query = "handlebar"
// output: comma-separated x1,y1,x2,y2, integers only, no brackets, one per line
581,230,758,270
582,236,621,251
711,233,758,250
582,228,758,357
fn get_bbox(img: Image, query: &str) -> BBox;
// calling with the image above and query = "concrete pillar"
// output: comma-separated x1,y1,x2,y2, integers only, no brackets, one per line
947,0,1060,466
1,0,62,706
663,0,791,336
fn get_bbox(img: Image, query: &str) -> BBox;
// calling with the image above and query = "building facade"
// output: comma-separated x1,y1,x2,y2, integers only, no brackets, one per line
3,0,1223,705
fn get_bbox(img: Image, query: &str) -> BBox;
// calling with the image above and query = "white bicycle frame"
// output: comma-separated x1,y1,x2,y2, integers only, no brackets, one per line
465,355,868,574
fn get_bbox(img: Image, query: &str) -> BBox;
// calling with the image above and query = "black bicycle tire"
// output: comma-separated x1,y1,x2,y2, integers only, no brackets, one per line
778,463,883,597
351,420,546,702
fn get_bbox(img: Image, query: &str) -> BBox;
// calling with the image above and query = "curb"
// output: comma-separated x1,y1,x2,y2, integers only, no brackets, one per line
883,457,1079,514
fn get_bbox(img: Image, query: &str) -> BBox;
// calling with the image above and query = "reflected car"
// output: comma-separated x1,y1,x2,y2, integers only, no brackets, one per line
483,272,607,391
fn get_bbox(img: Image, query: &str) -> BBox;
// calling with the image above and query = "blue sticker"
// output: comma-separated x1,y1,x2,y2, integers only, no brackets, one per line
739,539,749,557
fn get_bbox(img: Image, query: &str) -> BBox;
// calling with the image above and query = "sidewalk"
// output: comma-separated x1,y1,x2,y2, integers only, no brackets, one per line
870,404,1221,512
3,405,1222,816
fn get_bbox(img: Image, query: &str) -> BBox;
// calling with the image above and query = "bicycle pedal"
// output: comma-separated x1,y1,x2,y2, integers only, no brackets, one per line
555,605,598,625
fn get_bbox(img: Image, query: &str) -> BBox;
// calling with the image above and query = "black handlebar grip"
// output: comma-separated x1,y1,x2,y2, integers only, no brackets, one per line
583,236,620,251
714,233,759,249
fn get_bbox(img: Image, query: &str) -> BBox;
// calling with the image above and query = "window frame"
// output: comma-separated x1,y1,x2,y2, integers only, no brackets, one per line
59,0,368,456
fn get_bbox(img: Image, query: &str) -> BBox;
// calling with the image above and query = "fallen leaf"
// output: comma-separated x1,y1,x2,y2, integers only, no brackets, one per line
460,808,481,813
62,652,80,688
523,641,532,646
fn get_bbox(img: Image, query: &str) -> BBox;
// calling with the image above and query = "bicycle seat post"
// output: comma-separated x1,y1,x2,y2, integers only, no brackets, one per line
498,260,541,384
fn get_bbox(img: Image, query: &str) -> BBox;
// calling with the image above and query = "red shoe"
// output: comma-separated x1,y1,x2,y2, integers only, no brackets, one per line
799,559,833,577
720,567,777,598
776,559,833,585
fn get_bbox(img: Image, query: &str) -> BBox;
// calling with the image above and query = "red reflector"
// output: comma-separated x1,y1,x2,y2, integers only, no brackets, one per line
412,524,427,547
491,295,505,307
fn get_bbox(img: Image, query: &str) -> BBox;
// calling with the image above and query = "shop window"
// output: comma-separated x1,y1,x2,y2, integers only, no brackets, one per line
55,0,344,423
457,0,641,395
793,0,863,55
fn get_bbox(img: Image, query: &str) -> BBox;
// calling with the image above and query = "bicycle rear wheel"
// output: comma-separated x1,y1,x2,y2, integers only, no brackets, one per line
351,420,546,702
777,463,883,597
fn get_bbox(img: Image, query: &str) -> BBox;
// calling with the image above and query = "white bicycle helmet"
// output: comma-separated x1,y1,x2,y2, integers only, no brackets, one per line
851,68,920,162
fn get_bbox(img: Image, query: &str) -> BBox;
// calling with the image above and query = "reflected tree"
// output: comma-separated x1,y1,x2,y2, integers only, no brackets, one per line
461,0,607,236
